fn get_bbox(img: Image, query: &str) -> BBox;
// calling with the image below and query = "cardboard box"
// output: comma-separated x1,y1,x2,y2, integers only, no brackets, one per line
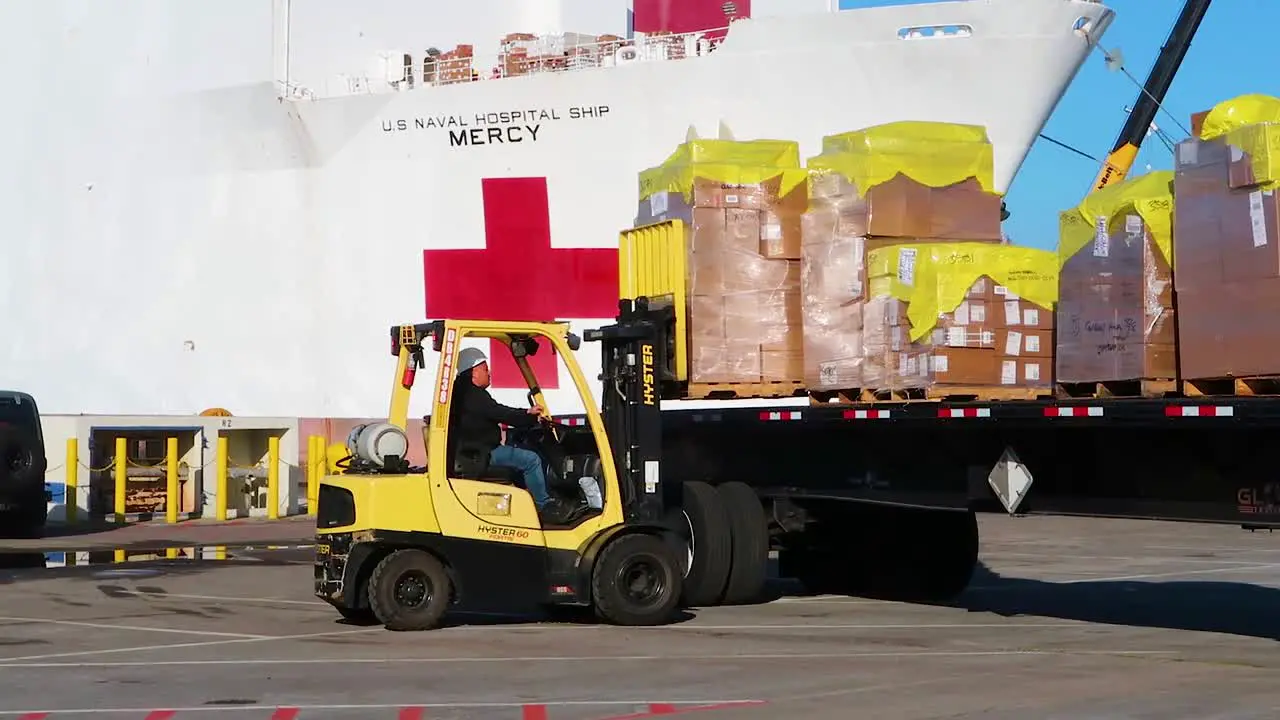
1177,277,1280,379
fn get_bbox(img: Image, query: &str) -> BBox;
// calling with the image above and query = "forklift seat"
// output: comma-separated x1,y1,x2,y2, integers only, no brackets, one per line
451,444,524,486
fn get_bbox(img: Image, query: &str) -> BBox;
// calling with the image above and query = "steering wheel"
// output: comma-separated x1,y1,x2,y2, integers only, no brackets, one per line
526,387,563,443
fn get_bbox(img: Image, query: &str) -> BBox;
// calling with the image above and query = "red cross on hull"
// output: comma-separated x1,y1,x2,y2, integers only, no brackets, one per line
423,177,619,389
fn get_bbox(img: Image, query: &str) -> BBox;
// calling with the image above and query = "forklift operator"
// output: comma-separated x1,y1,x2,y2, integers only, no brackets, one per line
449,347,555,510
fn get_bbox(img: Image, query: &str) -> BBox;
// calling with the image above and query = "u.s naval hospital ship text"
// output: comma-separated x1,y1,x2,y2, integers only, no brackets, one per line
382,106,612,146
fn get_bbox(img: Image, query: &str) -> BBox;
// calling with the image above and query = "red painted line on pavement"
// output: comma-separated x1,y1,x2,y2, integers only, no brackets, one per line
144,712,177,720
590,701,770,720
399,707,425,720
16,713,48,720
269,708,300,720
523,704,549,720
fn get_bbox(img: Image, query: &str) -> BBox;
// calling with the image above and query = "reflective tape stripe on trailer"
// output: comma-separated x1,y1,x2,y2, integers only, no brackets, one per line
842,409,892,419
560,417,587,426
1165,405,1234,417
1043,406,1104,417
758,410,802,421
937,407,991,418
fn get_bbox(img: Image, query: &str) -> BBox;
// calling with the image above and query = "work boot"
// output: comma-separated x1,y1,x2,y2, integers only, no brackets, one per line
537,498,578,526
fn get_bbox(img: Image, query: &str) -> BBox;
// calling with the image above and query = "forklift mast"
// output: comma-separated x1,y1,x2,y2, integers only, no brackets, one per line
584,296,679,523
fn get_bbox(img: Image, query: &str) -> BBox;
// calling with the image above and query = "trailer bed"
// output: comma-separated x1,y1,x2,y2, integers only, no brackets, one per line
561,394,1280,529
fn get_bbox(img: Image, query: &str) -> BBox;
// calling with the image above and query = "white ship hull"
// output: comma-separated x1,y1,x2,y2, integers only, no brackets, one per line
1,0,1113,418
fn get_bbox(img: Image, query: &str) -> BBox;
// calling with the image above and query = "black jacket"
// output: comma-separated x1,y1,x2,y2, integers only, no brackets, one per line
448,369,538,460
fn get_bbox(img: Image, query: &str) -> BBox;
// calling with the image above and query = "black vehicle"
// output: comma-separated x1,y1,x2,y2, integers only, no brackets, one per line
0,391,48,537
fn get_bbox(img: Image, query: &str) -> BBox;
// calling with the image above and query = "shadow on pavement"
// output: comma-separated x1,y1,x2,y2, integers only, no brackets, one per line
11,549,1280,642
331,607,699,629
953,561,1280,642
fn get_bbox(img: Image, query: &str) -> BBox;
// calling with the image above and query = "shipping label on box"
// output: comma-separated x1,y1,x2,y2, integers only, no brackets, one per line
1000,359,1017,385
1093,215,1110,257
996,328,1051,358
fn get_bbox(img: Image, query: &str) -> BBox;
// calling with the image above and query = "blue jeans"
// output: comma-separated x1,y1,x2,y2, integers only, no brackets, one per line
490,445,551,508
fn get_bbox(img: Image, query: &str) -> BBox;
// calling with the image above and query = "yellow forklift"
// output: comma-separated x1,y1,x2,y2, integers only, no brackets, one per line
314,299,692,630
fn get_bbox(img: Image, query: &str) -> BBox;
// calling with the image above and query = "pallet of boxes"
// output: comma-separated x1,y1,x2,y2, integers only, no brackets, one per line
1174,93,1280,396
1054,171,1178,398
800,121,1058,403
635,137,809,398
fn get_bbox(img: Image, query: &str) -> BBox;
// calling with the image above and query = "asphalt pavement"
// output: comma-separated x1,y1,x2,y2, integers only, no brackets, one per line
0,515,1279,718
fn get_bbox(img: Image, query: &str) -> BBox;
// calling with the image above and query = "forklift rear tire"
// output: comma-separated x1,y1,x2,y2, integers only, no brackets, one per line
367,549,452,631
716,482,769,605
592,533,683,626
679,481,732,607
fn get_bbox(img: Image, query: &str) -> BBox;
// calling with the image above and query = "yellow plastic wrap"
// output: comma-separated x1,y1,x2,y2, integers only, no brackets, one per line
865,243,1059,342
1198,93,1280,191
638,139,809,202
633,139,809,388
801,121,1004,241
808,120,997,196
1058,170,1175,267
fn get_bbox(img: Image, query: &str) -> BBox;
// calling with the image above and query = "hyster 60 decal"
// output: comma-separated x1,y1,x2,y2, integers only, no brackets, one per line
478,524,531,541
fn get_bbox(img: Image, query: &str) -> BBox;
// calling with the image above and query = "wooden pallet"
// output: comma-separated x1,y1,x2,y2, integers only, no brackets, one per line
1182,376,1280,397
1055,379,1177,399
923,385,1053,402
685,380,807,400
810,385,1052,404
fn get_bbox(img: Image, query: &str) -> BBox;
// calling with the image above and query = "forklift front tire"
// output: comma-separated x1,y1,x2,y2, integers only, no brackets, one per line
367,549,452,631
592,533,683,626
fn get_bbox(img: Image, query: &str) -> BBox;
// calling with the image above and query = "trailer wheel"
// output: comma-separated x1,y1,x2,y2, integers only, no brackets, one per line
592,532,683,626
716,482,770,605
679,481,732,607
805,507,978,603
912,509,979,602
367,549,452,631
782,547,869,596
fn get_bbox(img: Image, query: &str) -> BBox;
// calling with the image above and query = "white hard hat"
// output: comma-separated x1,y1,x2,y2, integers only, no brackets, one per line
456,347,488,376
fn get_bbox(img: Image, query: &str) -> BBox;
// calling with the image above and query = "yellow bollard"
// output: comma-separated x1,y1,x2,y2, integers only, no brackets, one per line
166,437,179,524
113,437,127,523
214,435,229,521
267,435,280,520
307,435,322,515
64,438,77,524
304,436,313,515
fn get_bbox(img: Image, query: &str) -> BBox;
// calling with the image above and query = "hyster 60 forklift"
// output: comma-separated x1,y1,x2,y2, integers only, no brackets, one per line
314,298,745,630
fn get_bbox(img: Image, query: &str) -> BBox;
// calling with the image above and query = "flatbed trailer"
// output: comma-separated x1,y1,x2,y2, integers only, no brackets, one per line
558,392,1280,529
539,391,1279,604
329,298,1278,620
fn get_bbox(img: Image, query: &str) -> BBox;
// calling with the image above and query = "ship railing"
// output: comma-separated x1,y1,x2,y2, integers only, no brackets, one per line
276,80,316,101
305,25,734,100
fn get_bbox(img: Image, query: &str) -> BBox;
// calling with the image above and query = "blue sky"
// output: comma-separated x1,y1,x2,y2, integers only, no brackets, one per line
837,0,1271,250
